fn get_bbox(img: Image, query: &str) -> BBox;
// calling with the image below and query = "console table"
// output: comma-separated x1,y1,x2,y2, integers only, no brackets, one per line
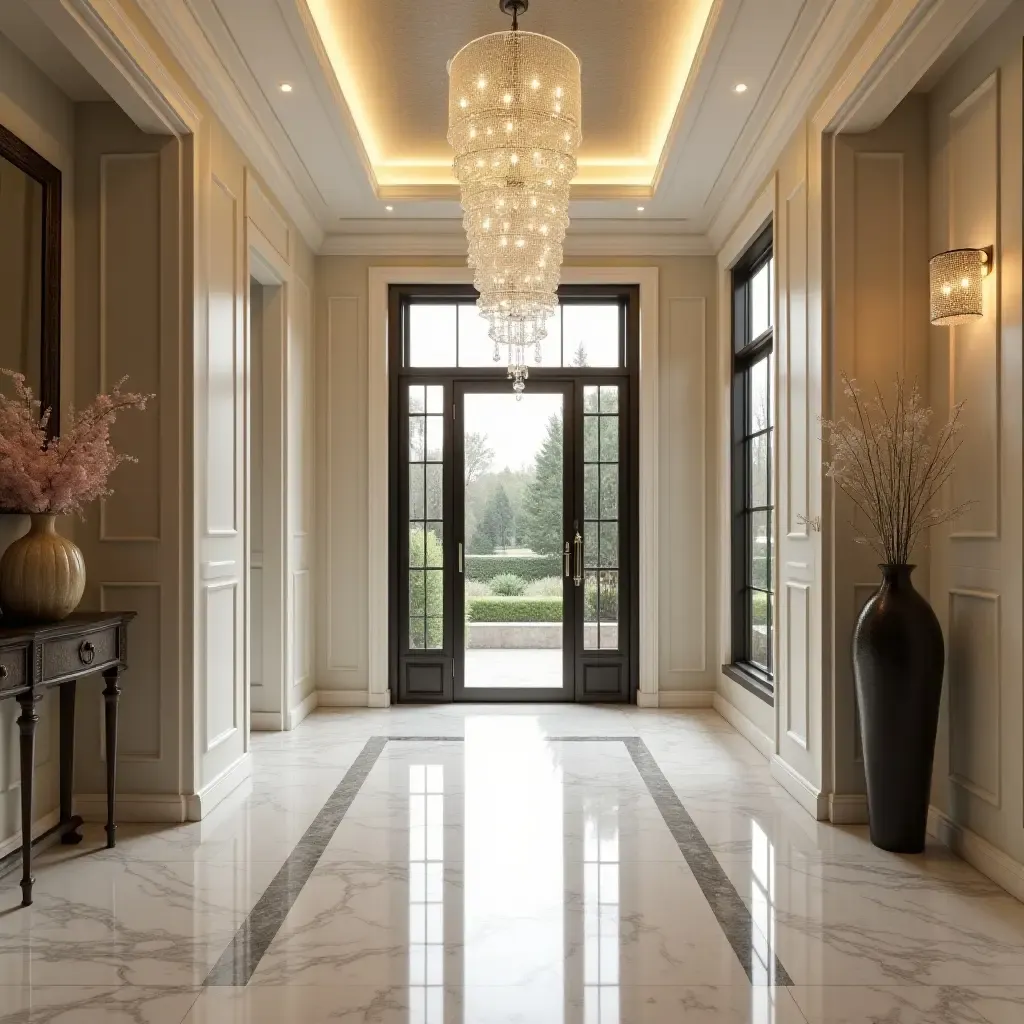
0,611,134,906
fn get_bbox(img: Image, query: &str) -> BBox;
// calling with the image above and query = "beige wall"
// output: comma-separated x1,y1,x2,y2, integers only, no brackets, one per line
315,254,719,699
927,3,1024,879
830,95,931,803
0,0,318,830
0,30,75,857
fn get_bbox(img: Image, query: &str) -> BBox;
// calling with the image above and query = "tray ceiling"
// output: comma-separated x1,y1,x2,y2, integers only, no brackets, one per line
132,0,871,233
305,0,715,187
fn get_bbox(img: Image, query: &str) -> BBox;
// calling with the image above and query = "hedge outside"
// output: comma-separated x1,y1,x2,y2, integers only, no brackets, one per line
467,596,563,623
465,554,561,583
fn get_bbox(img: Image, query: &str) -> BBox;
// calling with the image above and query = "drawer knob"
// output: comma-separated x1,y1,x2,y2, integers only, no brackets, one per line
79,641,96,666
0,665,7,679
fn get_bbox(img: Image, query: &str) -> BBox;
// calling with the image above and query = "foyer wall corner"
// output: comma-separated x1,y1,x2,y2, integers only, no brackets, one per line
0,29,76,857
926,2,1024,886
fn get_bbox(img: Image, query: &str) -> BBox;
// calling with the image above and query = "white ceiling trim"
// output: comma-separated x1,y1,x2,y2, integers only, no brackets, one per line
825,0,1010,133
277,0,379,193
705,0,877,250
133,0,325,250
321,221,712,257
38,0,200,134
650,0,738,194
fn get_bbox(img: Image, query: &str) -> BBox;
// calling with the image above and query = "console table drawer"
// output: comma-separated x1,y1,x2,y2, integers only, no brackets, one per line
0,647,27,691
42,627,118,680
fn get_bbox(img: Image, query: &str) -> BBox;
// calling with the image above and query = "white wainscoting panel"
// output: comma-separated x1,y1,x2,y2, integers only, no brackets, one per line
662,296,707,681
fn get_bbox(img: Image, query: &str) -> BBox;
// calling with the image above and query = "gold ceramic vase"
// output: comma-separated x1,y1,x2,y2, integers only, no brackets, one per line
0,514,86,622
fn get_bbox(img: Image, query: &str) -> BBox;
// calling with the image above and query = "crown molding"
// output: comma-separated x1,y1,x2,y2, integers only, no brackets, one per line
132,0,325,251
705,0,876,251
823,0,1006,133
36,0,200,135
320,220,712,257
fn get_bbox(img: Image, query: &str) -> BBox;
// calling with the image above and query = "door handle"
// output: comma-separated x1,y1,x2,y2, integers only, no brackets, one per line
573,530,583,587
458,542,464,574
564,541,570,578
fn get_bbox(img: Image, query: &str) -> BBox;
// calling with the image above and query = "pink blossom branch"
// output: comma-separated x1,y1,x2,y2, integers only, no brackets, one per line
0,370,153,516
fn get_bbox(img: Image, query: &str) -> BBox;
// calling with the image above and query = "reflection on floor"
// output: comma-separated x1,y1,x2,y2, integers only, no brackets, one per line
464,648,562,688
1,705,1023,1022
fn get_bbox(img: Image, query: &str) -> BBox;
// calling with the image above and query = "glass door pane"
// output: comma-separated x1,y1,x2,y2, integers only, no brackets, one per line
407,384,446,650
582,385,620,652
398,381,453,703
456,384,574,700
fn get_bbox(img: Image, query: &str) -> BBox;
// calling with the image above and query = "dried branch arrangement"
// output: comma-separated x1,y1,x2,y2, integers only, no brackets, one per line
821,373,971,565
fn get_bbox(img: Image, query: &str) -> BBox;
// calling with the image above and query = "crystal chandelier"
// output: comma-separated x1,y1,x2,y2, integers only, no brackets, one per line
447,0,582,394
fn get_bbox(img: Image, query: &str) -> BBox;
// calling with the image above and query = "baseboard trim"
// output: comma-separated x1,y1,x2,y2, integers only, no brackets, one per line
928,805,1024,902
288,690,319,729
0,808,60,862
317,689,370,707
368,690,391,708
636,690,660,708
185,753,252,821
713,693,773,759
829,792,869,825
654,690,716,709
251,711,283,731
77,791,187,824
770,755,828,820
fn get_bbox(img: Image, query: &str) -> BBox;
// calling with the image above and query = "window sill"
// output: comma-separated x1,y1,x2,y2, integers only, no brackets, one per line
721,662,774,706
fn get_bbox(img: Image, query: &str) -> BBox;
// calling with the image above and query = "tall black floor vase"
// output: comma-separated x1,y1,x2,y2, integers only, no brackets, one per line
853,564,944,853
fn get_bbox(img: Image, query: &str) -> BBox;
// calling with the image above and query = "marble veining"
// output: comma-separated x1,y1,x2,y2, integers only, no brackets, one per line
2,705,1023,1024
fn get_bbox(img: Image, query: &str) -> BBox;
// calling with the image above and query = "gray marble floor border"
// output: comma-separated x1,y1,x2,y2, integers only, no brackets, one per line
204,735,391,985
204,733,790,988
621,735,793,986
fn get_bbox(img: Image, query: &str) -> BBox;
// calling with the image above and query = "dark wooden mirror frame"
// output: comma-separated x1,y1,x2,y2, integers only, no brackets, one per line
0,122,62,435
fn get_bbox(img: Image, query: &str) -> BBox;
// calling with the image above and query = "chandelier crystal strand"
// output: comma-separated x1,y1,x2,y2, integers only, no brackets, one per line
448,18,582,395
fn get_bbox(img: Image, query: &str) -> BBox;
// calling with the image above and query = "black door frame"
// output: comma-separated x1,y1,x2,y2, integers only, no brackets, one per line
388,284,640,704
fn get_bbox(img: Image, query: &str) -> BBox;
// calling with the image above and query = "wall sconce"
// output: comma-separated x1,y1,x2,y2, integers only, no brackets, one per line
929,247,992,326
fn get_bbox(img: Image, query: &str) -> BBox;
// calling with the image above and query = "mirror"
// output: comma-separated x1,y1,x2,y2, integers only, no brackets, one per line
0,124,61,433
0,154,44,396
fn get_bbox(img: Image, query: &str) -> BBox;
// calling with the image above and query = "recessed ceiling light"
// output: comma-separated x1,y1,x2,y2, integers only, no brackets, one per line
733,82,748,94
636,206,645,212
279,82,293,93
385,205,394,212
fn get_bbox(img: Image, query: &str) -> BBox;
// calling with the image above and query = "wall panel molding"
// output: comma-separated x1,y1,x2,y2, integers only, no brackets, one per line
784,179,809,539
785,581,810,750
205,173,240,538
325,295,363,675
948,72,1001,541
665,296,707,676
99,582,162,762
98,152,162,543
948,587,1001,808
203,581,239,753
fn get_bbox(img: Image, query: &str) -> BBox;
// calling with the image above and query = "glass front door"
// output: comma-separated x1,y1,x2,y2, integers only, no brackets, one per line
390,286,637,703
455,382,575,701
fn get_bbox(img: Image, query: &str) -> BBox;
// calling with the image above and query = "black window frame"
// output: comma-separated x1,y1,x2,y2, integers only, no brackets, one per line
723,224,775,705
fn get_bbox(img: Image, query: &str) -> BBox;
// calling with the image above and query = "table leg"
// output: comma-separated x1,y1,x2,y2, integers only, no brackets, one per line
59,681,83,845
17,690,42,907
102,667,121,849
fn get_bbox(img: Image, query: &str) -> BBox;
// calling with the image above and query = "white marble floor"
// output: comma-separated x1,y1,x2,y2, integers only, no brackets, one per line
1,704,1023,1023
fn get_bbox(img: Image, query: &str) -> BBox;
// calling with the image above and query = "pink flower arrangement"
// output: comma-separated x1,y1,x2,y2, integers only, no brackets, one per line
0,370,152,516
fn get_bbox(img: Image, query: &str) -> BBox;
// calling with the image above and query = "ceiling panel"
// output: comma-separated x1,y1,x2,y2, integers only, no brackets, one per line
304,0,715,185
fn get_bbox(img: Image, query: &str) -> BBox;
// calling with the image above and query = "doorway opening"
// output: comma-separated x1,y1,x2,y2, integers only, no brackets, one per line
389,285,639,703
247,254,287,730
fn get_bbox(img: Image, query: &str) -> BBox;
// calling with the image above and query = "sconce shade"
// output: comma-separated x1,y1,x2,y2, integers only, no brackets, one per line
929,248,988,326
